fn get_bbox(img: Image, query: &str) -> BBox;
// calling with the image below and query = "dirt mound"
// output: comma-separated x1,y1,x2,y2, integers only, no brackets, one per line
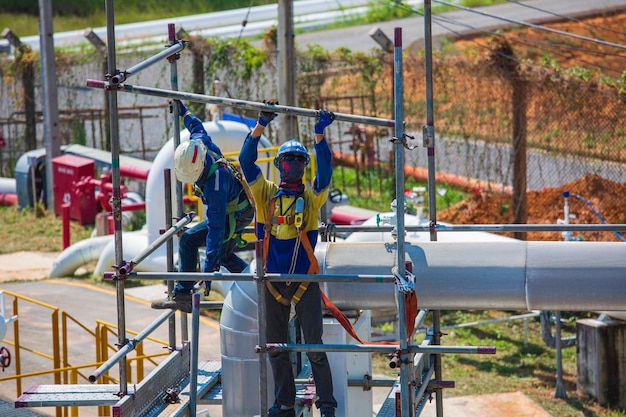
438,174,626,242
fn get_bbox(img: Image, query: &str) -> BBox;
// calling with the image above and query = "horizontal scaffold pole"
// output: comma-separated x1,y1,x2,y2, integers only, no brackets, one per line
85,80,396,128
324,223,626,234
103,213,194,279
109,40,188,85
263,342,496,355
129,271,396,283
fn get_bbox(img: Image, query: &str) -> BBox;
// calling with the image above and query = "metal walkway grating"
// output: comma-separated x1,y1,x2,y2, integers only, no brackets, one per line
1,397,48,416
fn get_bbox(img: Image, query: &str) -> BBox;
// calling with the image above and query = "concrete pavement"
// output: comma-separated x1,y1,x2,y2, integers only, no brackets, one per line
0,275,221,417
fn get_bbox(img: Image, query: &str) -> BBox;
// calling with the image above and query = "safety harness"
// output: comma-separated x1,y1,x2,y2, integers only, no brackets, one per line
263,195,315,306
197,149,256,243
261,193,419,344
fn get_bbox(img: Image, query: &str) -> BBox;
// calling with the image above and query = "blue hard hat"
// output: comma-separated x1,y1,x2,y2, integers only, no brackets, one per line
274,139,310,168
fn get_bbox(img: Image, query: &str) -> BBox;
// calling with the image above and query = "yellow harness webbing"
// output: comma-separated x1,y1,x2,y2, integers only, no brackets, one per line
263,196,318,306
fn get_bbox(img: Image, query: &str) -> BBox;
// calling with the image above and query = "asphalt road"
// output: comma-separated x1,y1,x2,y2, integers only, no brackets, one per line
295,0,626,53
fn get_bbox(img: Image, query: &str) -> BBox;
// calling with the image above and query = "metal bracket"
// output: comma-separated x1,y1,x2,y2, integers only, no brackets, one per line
103,260,133,281
319,222,337,242
422,124,435,147
390,132,418,150
164,388,180,404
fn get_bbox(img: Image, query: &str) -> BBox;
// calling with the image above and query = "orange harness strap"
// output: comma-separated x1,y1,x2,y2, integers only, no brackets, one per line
320,288,418,345
262,196,418,344
263,197,315,307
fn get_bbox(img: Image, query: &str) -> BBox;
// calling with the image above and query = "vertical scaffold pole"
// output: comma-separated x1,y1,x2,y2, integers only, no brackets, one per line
164,169,177,348
256,241,269,416
423,2,444,416
167,23,189,343
104,0,128,394
393,27,411,417
189,292,201,417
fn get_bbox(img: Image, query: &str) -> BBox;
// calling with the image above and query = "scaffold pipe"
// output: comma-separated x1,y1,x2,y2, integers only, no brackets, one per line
108,40,187,85
83,81,396,128
88,310,174,383
264,342,496,355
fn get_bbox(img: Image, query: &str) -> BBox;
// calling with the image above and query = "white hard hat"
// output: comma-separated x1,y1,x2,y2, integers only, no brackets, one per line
174,139,207,183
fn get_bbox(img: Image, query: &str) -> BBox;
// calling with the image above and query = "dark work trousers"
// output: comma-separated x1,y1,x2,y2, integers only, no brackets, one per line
174,204,254,294
265,281,338,410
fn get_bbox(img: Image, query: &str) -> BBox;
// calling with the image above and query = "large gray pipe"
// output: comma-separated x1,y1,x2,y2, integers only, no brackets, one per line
220,240,626,416
320,240,626,311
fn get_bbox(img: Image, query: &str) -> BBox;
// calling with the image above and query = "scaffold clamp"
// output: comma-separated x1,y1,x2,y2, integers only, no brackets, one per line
392,266,415,293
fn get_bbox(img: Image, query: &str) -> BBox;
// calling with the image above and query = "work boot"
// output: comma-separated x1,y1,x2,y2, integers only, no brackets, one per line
267,404,295,417
320,406,335,417
151,293,193,314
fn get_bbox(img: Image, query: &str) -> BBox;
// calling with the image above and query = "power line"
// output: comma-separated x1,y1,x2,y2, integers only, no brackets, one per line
386,1,625,80
504,0,626,39
431,0,626,52
385,0,624,100
428,11,626,76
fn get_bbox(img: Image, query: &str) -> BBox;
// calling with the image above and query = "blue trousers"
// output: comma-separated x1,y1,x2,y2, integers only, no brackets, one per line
265,281,337,411
174,205,254,294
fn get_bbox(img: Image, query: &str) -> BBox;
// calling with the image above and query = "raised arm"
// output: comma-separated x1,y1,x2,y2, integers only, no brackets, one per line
312,110,335,192
174,100,222,155
239,100,278,183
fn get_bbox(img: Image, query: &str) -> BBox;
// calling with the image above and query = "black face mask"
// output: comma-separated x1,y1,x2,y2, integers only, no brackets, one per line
278,155,306,184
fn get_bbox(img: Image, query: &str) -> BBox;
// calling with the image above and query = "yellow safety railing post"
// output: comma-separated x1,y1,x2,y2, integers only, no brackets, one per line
12,296,21,395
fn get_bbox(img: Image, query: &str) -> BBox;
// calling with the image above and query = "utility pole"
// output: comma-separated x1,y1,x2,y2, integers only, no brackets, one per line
277,0,297,142
39,0,61,209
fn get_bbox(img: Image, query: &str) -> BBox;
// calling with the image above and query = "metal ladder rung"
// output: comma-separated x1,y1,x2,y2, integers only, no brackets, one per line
15,384,133,408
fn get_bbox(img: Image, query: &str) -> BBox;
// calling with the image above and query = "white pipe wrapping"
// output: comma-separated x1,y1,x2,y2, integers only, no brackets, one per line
318,241,626,311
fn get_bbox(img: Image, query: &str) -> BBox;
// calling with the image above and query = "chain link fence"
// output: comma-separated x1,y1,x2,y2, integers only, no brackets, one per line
0,37,624,226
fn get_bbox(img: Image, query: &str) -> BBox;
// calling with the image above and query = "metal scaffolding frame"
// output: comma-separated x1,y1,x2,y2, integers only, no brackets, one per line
15,1,626,416
81,4,507,412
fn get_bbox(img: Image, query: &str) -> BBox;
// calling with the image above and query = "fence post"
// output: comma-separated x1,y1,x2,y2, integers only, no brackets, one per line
489,37,528,240
512,76,528,240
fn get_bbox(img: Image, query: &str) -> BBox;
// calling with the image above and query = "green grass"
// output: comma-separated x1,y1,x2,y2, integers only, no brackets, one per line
332,165,467,213
0,0,275,37
0,204,93,254
372,310,626,417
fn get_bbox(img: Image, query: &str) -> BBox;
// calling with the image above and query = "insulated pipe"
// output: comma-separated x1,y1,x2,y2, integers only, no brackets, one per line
317,240,626,311
220,239,626,417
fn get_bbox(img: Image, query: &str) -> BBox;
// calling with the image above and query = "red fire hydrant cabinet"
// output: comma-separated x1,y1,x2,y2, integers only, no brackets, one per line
52,154,97,225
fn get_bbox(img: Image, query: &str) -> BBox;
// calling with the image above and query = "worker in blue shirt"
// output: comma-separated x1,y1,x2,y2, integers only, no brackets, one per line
152,100,254,313
239,101,337,417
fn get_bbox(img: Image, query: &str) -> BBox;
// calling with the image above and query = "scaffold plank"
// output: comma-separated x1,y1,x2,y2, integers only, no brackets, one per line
375,379,400,417
113,343,191,417
15,384,131,407
185,360,221,405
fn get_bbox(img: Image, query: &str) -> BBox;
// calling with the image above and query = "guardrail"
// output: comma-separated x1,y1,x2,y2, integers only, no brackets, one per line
0,290,170,417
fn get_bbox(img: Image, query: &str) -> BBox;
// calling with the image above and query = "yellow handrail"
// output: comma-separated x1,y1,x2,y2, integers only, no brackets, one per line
0,290,171,417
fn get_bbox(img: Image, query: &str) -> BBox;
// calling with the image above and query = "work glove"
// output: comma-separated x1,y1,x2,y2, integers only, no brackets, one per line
169,99,188,116
258,99,278,127
315,109,335,135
